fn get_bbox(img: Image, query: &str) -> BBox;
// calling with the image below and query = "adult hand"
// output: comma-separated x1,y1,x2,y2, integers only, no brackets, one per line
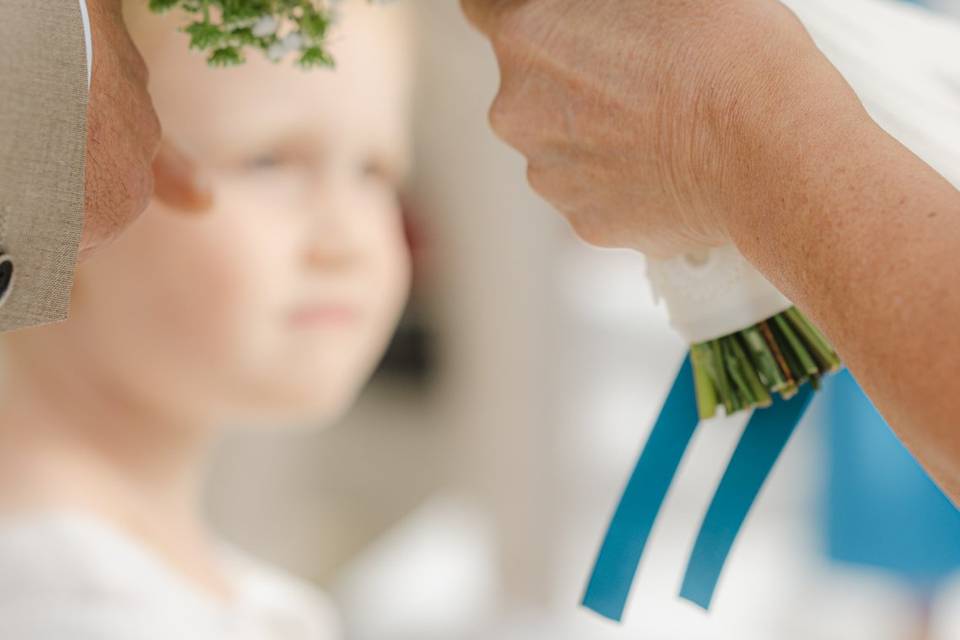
82,0,211,261
460,0,870,258
465,0,960,507
152,139,213,213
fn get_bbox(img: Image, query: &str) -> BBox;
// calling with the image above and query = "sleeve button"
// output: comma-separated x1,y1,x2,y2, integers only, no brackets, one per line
0,255,15,308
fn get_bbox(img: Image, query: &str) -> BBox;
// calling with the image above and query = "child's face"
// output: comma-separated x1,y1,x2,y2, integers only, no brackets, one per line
67,5,413,425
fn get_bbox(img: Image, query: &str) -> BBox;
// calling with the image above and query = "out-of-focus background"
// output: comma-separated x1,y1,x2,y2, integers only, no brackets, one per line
204,1,960,639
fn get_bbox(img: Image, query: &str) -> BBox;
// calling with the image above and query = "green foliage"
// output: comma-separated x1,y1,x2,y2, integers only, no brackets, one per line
147,1,362,68
209,46,245,66
299,46,335,68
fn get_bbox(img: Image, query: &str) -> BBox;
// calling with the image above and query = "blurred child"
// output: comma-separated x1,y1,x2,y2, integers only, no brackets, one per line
0,2,413,637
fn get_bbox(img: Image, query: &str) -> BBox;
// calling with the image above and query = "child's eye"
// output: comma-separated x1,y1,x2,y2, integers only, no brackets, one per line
244,153,285,171
360,158,397,187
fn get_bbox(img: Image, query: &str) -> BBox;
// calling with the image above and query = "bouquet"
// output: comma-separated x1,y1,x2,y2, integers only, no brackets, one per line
647,246,841,420
585,0,960,622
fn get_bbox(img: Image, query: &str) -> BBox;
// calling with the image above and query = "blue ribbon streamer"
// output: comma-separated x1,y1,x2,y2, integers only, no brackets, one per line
679,383,815,609
582,354,699,621
583,352,817,621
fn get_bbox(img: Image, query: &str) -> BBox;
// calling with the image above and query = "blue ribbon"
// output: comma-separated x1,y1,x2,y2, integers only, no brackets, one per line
680,383,814,609
582,354,699,621
583,352,816,621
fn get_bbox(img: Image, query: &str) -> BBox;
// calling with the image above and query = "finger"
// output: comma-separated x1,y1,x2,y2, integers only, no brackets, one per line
459,0,519,34
152,138,213,213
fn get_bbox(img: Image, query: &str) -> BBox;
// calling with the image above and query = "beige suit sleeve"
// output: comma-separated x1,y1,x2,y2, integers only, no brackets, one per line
0,0,88,331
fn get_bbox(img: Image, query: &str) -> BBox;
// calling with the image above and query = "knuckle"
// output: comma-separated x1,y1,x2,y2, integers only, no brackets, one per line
524,162,551,196
487,92,513,138
459,0,483,28
488,87,532,150
569,216,614,248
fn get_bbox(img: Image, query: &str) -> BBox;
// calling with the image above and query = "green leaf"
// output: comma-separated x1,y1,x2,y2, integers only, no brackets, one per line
298,6,331,38
209,46,244,66
149,0,181,12
185,21,226,50
299,46,335,68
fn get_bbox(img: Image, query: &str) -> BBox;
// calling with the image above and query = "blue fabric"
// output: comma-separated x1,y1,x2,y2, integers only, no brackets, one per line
821,370,960,590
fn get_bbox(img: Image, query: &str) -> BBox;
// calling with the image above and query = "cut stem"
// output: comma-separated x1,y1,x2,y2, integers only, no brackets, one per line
687,306,841,420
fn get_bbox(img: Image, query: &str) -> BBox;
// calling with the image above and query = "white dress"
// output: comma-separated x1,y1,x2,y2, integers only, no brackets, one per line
783,0,960,189
0,511,341,640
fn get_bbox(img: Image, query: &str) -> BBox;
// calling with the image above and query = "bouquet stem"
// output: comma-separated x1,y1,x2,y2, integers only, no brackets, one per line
690,307,840,420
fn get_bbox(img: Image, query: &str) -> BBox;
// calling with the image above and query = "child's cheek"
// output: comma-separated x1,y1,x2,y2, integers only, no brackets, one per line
190,201,304,377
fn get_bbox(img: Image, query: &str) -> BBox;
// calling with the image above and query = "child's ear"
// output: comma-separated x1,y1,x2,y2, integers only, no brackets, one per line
152,139,214,214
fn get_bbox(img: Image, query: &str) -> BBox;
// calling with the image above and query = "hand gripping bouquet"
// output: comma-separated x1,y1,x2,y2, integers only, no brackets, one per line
148,0,960,622
584,0,960,621
647,247,840,420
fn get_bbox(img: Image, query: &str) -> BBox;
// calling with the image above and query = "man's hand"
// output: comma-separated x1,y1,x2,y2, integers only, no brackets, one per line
82,0,210,261
151,139,213,213
460,0,868,258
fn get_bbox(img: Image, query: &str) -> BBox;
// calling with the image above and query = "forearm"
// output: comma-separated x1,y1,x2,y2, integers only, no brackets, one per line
729,111,960,502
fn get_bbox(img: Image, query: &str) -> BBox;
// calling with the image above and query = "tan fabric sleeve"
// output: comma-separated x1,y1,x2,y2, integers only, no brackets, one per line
0,0,88,331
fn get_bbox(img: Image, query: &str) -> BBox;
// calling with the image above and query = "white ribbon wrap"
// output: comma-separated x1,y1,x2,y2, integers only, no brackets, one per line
646,247,791,344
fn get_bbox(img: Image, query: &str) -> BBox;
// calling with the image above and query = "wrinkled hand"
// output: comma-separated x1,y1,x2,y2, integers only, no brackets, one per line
81,0,211,262
460,0,858,258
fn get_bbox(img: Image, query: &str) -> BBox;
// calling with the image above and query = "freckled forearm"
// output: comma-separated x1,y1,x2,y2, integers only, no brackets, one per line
728,112,960,502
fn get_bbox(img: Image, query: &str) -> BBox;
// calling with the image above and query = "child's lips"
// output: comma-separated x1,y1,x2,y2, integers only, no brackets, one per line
287,302,361,327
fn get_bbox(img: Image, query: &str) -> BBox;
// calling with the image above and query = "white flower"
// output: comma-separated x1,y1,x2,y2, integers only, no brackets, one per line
252,15,279,38
281,32,304,53
267,41,287,62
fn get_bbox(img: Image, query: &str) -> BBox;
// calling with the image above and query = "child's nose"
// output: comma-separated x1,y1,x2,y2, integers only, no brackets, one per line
301,201,364,271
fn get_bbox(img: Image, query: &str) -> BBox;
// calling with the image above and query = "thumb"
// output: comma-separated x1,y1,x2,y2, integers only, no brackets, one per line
152,138,214,213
